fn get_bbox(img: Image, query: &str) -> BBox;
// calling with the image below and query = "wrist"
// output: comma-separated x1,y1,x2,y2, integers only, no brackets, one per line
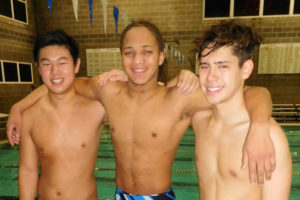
250,115,270,124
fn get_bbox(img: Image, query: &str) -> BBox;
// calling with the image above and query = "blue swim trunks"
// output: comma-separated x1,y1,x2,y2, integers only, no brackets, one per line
115,187,176,200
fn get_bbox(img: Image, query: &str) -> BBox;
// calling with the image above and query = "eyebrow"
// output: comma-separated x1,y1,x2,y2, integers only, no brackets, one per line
123,45,153,50
200,61,229,65
40,57,69,62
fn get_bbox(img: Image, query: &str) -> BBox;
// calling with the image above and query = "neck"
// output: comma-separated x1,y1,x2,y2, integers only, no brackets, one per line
211,90,249,125
127,79,161,100
47,87,77,109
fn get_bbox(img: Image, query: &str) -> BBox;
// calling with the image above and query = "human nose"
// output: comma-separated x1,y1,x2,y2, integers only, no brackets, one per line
207,67,219,82
133,53,143,64
51,63,59,74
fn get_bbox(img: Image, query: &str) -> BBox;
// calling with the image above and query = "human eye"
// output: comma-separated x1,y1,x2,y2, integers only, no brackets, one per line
199,65,209,70
144,49,152,55
124,51,133,56
41,62,50,67
59,61,67,65
219,65,228,70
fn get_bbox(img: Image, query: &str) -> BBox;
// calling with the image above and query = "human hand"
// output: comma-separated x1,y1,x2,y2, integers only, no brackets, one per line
6,106,22,146
98,69,128,87
176,70,200,95
241,121,276,185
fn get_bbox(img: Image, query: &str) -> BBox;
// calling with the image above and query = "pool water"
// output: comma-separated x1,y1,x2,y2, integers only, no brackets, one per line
0,125,299,200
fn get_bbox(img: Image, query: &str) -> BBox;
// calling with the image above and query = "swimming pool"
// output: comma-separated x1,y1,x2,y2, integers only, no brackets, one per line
0,125,299,200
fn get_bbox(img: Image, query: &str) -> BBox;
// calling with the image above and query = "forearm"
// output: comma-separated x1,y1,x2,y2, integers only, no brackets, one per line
10,85,47,114
244,86,272,123
19,169,38,200
74,77,99,100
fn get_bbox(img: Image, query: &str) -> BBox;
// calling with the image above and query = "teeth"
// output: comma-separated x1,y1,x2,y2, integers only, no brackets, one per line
133,69,145,72
208,87,221,92
52,79,63,83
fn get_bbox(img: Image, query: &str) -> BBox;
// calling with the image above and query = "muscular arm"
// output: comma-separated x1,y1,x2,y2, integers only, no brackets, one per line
262,119,292,200
7,85,47,145
244,86,272,123
242,86,275,184
19,114,39,200
74,77,102,100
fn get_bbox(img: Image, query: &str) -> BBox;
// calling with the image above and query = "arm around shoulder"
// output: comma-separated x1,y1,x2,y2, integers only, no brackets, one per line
242,86,275,184
7,85,48,146
19,111,39,200
262,118,292,200
244,86,272,122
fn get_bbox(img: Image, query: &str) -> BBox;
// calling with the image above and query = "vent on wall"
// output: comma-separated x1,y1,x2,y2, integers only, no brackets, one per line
258,43,300,74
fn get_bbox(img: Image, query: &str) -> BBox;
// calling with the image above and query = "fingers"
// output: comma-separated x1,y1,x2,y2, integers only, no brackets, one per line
6,125,15,146
98,70,128,86
270,153,276,172
248,160,258,184
257,161,265,185
98,72,110,87
177,76,199,95
241,150,248,170
264,159,272,180
245,154,275,184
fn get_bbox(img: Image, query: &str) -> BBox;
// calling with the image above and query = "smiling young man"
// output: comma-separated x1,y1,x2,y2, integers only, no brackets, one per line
192,21,291,200
18,30,106,200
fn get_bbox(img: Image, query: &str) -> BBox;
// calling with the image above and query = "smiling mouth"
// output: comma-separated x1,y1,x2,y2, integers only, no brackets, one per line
51,79,63,84
133,68,146,73
207,87,223,93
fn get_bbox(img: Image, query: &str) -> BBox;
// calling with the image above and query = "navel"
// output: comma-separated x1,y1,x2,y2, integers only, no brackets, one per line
81,143,86,148
152,132,157,138
39,148,44,154
56,191,61,196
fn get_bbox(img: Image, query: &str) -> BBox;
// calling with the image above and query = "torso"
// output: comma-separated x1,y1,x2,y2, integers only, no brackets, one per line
192,111,261,200
25,95,105,200
100,82,200,195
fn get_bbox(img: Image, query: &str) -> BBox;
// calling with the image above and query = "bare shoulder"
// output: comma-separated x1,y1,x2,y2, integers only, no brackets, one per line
22,97,45,129
100,81,126,96
269,118,287,142
192,108,212,132
76,94,105,113
269,118,290,155
166,86,208,105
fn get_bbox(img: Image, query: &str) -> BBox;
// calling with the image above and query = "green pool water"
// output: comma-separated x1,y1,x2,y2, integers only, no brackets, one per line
0,125,299,200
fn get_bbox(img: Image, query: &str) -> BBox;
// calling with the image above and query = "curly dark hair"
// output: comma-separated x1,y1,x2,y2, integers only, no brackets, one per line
194,20,262,67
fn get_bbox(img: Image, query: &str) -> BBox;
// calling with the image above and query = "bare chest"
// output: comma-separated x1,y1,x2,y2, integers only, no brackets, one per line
30,110,102,159
195,123,250,182
105,94,191,146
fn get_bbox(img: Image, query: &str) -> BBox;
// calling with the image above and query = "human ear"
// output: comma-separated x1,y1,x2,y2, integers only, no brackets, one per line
158,51,165,66
241,59,254,80
36,62,42,76
75,58,81,74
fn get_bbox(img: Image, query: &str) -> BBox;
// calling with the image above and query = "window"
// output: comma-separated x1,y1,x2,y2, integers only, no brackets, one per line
204,0,300,18
3,62,18,82
0,0,28,23
0,60,33,83
294,0,300,13
263,0,290,15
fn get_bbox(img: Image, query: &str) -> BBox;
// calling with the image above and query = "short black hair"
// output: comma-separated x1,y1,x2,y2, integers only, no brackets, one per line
33,30,79,64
